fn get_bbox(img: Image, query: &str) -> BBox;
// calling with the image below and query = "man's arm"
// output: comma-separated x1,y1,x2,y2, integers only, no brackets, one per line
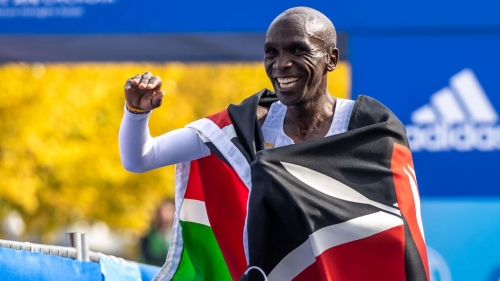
119,72,210,173
119,109,210,173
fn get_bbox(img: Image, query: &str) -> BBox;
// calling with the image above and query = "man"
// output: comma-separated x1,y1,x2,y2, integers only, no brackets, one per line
120,7,429,281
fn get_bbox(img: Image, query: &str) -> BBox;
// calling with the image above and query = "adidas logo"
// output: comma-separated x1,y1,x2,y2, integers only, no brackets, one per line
406,69,500,152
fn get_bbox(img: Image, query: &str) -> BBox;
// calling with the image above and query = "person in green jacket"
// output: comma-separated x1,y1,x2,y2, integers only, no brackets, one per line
140,200,175,266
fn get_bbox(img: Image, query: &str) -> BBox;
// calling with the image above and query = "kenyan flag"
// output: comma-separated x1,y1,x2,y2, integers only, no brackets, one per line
154,91,429,281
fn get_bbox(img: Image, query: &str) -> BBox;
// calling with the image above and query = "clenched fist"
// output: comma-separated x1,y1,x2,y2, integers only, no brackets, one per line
124,72,165,111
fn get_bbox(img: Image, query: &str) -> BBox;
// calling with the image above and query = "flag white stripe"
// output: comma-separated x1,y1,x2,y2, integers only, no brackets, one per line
407,164,416,180
268,212,403,281
281,162,401,216
431,88,466,124
157,162,192,281
450,68,498,123
310,211,403,256
188,119,251,189
222,124,237,140
403,166,425,242
197,124,237,141
179,199,210,227
267,237,316,281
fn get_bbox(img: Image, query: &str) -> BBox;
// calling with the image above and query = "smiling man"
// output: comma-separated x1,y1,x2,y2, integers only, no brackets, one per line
120,7,429,281
257,8,354,146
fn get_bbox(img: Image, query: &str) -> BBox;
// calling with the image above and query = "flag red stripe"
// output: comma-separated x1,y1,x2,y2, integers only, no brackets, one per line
197,154,249,280
294,225,406,281
184,161,205,201
206,109,233,129
391,143,430,280
293,261,321,281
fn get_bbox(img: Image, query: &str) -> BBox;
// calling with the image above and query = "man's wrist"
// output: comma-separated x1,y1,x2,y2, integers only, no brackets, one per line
125,102,151,115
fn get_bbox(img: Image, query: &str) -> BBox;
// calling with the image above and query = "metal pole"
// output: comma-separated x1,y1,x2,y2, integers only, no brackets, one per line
80,233,89,262
65,232,82,261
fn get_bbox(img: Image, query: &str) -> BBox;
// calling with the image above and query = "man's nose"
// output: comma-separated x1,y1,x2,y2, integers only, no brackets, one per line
274,54,293,70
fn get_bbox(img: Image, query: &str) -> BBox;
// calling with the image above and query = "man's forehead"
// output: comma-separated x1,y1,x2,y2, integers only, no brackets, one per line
265,7,336,49
267,13,305,33
264,34,312,46
267,14,328,40
265,22,326,47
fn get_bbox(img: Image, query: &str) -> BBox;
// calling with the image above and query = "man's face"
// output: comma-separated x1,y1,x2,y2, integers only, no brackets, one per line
264,17,334,106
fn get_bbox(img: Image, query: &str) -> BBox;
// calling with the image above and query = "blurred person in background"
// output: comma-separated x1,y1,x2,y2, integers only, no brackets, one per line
119,6,429,281
140,200,174,267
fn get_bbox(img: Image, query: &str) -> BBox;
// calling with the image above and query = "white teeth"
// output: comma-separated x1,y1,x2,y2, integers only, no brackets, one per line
279,81,297,88
277,77,299,83
277,77,299,89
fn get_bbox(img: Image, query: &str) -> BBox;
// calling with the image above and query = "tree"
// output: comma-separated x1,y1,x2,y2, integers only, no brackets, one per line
0,62,350,244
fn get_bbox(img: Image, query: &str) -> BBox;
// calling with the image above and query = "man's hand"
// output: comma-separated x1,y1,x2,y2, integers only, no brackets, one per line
124,72,165,110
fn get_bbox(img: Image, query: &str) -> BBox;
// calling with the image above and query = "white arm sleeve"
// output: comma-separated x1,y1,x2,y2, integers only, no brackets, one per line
119,108,211,173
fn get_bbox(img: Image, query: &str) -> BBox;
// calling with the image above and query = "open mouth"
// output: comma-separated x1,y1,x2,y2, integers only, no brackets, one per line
276,77,299,89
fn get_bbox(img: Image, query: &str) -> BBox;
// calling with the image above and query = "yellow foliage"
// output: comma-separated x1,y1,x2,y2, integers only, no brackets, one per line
0,62,350,240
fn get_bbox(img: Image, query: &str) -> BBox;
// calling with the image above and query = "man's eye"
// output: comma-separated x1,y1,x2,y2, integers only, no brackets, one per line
294,48,305,54
265,49,278,56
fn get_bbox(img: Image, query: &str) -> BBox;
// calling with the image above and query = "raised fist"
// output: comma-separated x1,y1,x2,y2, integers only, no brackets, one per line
124,72,165,111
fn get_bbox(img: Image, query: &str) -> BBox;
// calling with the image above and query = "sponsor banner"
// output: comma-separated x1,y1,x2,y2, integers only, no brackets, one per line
1,0,500,34
406,69,500,152
422,199,500,281
0,0,114,19
351,34,500,196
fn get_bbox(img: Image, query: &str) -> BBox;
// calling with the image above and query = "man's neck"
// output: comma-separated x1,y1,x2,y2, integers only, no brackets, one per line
284,93,336,143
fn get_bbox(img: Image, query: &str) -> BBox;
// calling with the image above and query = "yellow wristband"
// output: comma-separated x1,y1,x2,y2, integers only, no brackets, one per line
126,103,150,114
125,103,151,114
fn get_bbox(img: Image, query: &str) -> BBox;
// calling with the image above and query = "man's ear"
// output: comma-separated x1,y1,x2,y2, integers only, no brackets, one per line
326,48,339,72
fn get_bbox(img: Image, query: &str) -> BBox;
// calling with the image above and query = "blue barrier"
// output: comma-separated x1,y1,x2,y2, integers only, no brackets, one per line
0,244,160,281
422,199,500,281
3,199,500,281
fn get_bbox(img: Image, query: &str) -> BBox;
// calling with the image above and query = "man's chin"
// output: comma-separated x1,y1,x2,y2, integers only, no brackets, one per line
275,91,303,106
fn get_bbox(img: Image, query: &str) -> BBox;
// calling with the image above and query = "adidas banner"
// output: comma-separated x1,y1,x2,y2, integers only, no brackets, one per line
351,34,500,197
406,69,499,152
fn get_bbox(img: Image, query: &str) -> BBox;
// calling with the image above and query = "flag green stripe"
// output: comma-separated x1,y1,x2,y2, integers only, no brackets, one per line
172,221,232,281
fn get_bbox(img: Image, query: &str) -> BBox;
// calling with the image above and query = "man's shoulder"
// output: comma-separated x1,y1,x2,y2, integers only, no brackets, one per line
348,95,403,130
227,88,277,127
352,95,394,115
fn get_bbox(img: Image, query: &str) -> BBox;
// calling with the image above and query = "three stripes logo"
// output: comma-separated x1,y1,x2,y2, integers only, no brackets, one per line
406,69,500,152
